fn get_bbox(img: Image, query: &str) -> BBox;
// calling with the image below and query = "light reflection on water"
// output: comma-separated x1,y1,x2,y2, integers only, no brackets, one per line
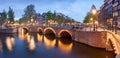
18,28,25,40
44,35,56,49
0,32,115,58
37,33,43,43
28,36,36,51
58,39,73,54
5,37,15,51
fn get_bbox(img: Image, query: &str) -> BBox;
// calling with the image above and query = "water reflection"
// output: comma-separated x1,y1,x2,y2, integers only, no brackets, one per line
18,28,24,40
58,38,73,54
11,37,15,46
44,35,56,49
37,33,43,43
5,37,15,51
26,33,31,43
18,28,29,40
0,33,114,58
28,36,36,51
18,31,36,51
0,40,2,51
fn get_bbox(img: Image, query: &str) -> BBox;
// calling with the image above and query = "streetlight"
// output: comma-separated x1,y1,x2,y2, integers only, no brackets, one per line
90,18,93,21
92,9,97,15
91,5,97,31
31,18,34,22
90,18,93,31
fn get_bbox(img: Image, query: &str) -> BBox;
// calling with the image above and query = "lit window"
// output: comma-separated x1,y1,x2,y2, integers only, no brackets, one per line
113,11,118,17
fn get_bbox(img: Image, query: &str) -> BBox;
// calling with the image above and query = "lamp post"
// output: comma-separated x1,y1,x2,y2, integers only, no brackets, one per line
91,6,97,31
90,18,93,31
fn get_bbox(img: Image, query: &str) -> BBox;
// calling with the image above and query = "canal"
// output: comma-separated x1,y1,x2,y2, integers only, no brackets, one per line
0,32,115,58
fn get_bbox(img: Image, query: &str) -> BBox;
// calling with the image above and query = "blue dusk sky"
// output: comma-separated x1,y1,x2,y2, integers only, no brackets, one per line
0,0,104,22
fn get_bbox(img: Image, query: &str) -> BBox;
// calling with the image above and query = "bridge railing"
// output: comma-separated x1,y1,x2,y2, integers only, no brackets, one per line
47,24,84,30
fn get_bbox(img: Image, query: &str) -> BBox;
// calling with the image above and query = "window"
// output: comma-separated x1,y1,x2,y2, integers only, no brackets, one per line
113,11,118,17
118,5,120,10
113,6,118,11
113,2,118,7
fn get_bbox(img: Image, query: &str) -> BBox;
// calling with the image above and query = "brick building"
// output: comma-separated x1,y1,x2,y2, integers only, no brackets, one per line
99,0,120,29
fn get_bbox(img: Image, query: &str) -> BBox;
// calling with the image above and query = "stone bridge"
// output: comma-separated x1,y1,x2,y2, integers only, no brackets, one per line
17,26,76,39
17,25,120,57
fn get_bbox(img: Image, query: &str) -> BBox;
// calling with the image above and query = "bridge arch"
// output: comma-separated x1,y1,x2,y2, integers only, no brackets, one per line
105,31,120,55
58,29,72,39
37,27,43,34
106,37,118,54
44,27,56,36
106,38,114,51
18,27,29,34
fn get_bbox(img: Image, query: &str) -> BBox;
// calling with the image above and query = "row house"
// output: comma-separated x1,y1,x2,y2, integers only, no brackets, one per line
99,0,120,28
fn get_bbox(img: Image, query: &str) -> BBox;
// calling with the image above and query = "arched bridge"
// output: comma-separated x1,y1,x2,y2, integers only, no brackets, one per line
17,26,75,39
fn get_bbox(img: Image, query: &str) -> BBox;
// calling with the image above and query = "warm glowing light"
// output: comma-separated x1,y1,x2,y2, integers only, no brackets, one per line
11,37,15,46
92,9,96,15
58,40,73,54
31,18,34,22
28,36,36,51
18,28,29,40
44,36,56,49
19,28,29,40
6,37,14,51
95,21,98,25
13,22,19,26
90,18,93,21
26,34,31,43
7,21,10,23
37,33,43,43
18,28,24,39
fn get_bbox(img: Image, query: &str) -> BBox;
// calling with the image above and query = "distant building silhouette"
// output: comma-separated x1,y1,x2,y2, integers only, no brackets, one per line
55,12,72,20
32,13,46,25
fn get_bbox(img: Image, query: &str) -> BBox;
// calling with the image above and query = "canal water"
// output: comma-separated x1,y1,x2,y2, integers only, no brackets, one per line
0,32,115,58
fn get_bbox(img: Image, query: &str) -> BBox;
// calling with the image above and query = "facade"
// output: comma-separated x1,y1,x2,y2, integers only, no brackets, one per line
112,0,120,28
99,0,120,29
